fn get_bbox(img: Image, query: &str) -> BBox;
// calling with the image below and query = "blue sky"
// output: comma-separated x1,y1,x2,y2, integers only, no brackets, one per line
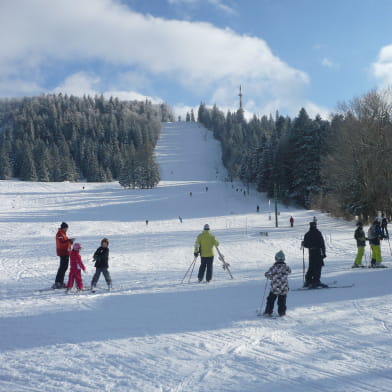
1,0,392,119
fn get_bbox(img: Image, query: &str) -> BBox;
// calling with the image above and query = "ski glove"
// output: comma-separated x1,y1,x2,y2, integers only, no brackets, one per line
194,252,199,257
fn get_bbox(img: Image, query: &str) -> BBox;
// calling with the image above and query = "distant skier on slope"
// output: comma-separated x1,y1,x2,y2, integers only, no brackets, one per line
353,221,366,268
368,219,384,268
302,221,327,288
194,224,219,283
263,250,291,317
381,214,389,239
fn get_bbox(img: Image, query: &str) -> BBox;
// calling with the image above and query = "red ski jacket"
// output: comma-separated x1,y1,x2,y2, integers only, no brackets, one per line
56,229,72,256
69,251,86,272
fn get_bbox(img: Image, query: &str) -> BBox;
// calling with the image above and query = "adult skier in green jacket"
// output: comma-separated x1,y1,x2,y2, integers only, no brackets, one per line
194,224,220,282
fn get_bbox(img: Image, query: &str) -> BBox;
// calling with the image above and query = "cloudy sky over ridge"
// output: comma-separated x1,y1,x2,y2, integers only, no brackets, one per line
1,0,392,119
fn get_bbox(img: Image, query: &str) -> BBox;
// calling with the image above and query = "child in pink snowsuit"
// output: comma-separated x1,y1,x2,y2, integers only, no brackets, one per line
66,243,86,291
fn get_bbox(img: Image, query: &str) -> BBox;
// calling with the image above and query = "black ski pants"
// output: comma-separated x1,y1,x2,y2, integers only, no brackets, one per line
198,257,214,282
305,249,323,286
264,291,287,315
55,255,69,285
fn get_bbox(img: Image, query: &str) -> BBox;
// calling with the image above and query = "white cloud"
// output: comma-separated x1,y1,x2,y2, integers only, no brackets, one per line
172,103,198,120
0,79,43,97
303,101,331,119
372,44,392,86
167,0,237,15
321,57,340,70
0,0,315,116
53,72,100,97
52,71,163,103
321,58,333,68
207,0,237,15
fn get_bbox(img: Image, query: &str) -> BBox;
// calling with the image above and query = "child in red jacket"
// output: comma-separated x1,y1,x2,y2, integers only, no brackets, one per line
66,243,86,292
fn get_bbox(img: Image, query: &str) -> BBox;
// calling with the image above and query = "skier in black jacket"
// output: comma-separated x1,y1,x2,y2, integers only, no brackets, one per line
91,238,112,291
302,221,327,288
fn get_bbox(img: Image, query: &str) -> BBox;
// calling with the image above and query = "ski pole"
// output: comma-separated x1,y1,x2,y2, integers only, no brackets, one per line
301,243,305,284
181,257,197,284
256,277,268,316
364,246,368,268
188,257,197,283
387,237,392,256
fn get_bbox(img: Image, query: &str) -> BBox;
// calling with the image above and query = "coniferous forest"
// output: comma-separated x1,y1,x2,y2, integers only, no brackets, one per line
1,89,391,220
0,94,174,188
197,88,392,221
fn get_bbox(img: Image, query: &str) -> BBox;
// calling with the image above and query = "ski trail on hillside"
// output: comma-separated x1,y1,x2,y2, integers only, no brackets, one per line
155,122,227,182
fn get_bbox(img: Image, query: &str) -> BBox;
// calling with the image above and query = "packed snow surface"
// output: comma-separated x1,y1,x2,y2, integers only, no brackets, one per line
1,122,391,392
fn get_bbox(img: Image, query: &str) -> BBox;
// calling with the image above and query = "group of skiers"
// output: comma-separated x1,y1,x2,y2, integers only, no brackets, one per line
53,215,388,316
263,216,390,317
54,222,112,292
193,220,327,317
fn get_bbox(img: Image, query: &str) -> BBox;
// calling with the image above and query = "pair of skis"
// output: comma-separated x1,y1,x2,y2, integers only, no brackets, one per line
216,247,234,279
292,283,354,291
181,246,233,284
256,281,354,316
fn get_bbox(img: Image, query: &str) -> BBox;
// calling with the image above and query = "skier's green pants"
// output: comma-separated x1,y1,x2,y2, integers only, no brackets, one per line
354,246,364,265
370,244,382,262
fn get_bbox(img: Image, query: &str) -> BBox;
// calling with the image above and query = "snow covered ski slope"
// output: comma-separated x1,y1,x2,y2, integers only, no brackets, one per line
1,122,392,392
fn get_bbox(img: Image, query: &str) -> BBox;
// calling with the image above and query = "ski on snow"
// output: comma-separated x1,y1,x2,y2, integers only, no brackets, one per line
292,283,354,291
36,286,113,294
255,310,287,319
351,265,388,269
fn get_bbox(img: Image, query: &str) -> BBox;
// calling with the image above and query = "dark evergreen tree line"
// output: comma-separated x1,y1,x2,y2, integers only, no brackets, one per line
198,89,392,219
0,94,174,188
197,103,331,208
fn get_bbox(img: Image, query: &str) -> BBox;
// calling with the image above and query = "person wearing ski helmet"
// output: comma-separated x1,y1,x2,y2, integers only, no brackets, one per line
263,250,291,317
194,224,219,282
353,221,366,268
91,238,112,291
66,243,86,292
53,222,75,289
368,219,384,267
302,221,327,288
